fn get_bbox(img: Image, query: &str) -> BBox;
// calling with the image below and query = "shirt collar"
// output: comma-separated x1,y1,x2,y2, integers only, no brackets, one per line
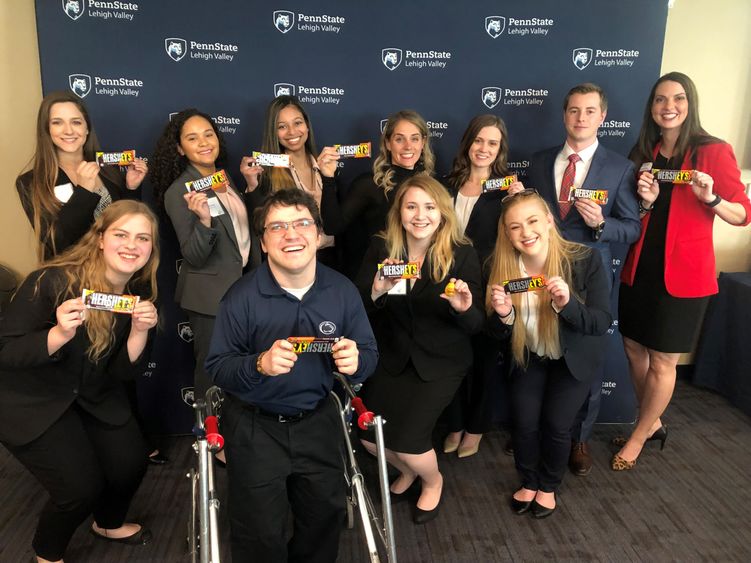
256,260,334,297
560,139,599,164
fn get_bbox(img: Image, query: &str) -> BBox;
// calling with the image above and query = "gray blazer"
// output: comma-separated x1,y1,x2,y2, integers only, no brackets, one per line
164,164,258,316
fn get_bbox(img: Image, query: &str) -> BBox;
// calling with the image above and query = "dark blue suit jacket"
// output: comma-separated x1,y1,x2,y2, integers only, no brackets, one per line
527,143,640,286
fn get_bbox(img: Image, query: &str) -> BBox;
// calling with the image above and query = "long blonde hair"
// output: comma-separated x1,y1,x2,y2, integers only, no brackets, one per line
38,200,160,361
373,110,435,195
485,192,589,366
380,175,468,283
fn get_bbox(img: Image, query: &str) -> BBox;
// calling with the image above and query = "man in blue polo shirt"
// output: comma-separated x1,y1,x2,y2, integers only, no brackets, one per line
206,189,378,563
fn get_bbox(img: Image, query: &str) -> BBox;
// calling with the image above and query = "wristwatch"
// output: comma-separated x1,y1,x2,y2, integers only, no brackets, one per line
593,220,606,241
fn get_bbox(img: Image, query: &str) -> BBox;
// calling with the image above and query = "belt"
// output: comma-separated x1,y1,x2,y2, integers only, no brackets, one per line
248,397,328,423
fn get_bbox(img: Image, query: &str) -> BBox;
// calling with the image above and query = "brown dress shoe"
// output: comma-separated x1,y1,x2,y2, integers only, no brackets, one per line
569,442,592,476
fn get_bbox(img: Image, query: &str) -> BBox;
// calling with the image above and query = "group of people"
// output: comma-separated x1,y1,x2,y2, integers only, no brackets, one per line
2,71,749,562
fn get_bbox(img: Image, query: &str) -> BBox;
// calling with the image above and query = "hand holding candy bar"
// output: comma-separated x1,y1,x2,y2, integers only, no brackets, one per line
690,170,715,204
131,300,158,334
489,284,513,318
125,158,148,190
316,146,341,178
546,276,570,310
332,338,359,375
240,155,264,191
637,170,659,206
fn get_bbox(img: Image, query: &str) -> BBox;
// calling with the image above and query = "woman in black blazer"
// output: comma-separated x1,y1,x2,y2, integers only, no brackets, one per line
486,190,611,518
0,200,159,562
356,175,484,524
442,114,523,458
16,91,147,262
151,109,258,398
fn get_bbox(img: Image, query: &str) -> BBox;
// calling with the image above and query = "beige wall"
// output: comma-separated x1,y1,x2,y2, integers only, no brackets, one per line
2,0,750,281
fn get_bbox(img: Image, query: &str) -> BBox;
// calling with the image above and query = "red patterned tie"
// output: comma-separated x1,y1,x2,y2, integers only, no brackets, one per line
559,153,581,218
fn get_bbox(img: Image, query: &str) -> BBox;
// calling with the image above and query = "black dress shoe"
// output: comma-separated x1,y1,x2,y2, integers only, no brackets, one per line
413,497,441,524
90,526,153,545
147,451,169,465
510,495,532,515
530,500,556,519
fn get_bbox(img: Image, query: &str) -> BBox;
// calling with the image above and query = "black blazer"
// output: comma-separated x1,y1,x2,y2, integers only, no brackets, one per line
356,239,485,382
445,179,504,266
487,248,612,382
16,167,140,260
0,269,150,446
526,144,640,279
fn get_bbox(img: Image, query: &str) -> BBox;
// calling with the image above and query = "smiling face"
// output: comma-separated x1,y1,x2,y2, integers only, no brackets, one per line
99,213,154,285
400,186,440,245
276,105,309,154
651,80,688,134
503,198,553,263
385,120,425,169
261,203,321,286
468,125,502,170
563,92,606,150
48,101,88,156
178,115,219,173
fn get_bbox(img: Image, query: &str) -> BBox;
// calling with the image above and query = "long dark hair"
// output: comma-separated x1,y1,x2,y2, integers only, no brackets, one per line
629,72,719,168
445,114,509,189
150,108,228,209
261,95,318,191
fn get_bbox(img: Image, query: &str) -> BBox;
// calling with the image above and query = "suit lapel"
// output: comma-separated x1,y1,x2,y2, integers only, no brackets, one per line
582,146,605,190
186,164,241,255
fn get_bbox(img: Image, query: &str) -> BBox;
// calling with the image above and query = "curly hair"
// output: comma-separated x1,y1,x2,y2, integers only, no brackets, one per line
150,109,228,209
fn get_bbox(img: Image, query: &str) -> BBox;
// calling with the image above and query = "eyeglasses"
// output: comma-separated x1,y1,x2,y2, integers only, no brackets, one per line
263,218,317,235
501,187,539,205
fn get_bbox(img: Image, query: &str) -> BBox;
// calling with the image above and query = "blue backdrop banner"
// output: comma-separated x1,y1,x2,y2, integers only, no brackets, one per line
35,0,667,432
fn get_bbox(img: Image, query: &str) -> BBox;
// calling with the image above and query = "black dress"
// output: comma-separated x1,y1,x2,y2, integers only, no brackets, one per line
619,154,709,352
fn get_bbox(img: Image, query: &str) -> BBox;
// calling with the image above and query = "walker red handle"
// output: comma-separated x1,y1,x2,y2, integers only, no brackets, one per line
351,397,375,430
204,415,224,451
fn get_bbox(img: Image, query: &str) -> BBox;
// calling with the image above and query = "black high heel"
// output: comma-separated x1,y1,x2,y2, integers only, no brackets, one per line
647,425,668,451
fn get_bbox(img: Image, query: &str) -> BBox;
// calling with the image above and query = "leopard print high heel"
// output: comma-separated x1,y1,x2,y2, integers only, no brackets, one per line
611,453,636,471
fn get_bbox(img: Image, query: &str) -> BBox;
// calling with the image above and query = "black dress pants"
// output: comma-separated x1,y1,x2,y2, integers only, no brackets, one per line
186,310,216,397
6,404,147,561
510,355,590,493
223,394,346,563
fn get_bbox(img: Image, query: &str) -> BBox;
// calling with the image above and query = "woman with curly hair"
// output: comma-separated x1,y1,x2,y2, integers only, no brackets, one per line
151,109,257,397
321,109,437,278
0,200,159,562
16,91,148,261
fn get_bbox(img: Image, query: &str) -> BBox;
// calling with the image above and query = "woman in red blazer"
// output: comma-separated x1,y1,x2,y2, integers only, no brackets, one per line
615,72,751,470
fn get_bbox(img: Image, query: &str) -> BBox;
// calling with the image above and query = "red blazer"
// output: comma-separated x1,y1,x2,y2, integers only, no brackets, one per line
622,141,751,297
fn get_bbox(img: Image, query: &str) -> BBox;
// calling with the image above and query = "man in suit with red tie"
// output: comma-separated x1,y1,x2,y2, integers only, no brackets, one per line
526,83,640,475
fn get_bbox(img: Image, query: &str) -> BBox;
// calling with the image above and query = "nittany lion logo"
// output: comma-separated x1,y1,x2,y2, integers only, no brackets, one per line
273,10,295,33
319,321,336,335
165,38,187,62
481,87,502,109
181,387,195,406
274,83,296,97
68,74,91,98
573,48,593,70
382,48,403,71
63,0,84,20
485,16,506,38
177,321,194,343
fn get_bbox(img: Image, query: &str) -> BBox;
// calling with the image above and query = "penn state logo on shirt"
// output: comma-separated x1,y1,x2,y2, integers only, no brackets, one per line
68,74,91,98
485,16,506,38
63,0,84,20
274,83,296,97
481,87,502,109
382,48,403,71
572,48,593,70
177,321,194,343
165,38,187,62
319,321,337,335
273,10,295,33
181,387,195,406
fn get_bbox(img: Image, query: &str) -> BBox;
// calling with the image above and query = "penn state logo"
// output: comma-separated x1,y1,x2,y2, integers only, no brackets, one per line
177,321,194,343
168,112,179,121
165,38,187,62
380,119,388,133
62,0,84,20
181,387,195,406
274,83,296,97
381,48,403,71
273,10,295,33
485,16,506,38
481,87,502,109
572,48,593,70
68,74,91,98
175,258,183,274
319,321,336,335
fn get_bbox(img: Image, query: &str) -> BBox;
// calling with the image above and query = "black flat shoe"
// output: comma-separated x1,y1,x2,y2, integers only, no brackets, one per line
390,478,420,504
531,500,556,519
510,495,533,515
147,451,169,465
413,497,441,524
90,526,152,545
